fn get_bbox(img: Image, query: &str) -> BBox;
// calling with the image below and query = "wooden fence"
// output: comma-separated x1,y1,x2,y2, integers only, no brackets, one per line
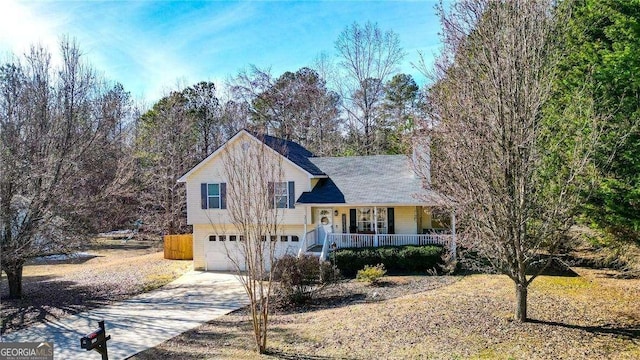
163,234,193,260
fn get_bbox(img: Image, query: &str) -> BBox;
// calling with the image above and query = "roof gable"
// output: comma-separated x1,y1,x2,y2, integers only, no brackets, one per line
297,178,345,204
177,130,323,182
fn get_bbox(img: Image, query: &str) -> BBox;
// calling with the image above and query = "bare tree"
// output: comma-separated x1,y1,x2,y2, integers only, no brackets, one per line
335,21,405,154
79,82,139,232
217,134,285,353
229,66,342,155
421,0,598,321
0,39,132,298
220,98,251,133
136,81,246,236
254,68,342,155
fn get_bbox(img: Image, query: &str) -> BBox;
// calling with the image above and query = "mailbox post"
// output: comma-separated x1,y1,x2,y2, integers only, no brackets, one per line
80,320,111,360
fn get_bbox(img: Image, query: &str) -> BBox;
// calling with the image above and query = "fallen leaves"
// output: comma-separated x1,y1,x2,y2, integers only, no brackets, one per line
133,270,640,359
0,241,191,334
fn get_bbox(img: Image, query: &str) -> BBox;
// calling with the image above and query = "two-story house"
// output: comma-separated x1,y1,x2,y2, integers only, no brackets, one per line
178,130,455,271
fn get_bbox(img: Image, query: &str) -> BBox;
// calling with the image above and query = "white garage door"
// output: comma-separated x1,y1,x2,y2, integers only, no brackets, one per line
205,235,242,271
204,234,302,271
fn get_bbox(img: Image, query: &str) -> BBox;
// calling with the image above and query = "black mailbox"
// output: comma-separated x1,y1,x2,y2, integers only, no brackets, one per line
81,327,105,350
80,320,111,360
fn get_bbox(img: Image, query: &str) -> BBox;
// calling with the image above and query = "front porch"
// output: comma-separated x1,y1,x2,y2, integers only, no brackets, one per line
299,229,454,257
326,232,452,249
297,204,457,261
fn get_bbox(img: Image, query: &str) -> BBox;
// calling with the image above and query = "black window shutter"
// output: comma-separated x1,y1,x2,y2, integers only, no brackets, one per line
267,182,274,209
288,181,295,209
200,183,207,209
387,207,395,234
220,183,227,209
349,208,356,233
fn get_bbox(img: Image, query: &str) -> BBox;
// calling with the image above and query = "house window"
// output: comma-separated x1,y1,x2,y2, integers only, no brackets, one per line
208,235,216,241
218,235,226,241
356,208,387,234
230,235,237,241
376,208,387,234
274,182,289,208
201,183,226,210
207,184,220,209
291,235,299,242
357,208,372,232
280,235,288,242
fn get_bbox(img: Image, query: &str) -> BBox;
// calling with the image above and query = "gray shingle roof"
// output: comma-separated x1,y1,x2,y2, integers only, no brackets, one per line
248,131,326,176
297,155,445,205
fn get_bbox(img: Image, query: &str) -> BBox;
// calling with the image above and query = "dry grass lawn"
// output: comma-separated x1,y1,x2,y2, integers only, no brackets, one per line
0,238,192,334
132,268,640,360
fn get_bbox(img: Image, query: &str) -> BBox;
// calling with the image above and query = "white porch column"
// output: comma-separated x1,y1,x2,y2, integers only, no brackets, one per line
450,209,457,261
303,211,308,237
373,207,379,247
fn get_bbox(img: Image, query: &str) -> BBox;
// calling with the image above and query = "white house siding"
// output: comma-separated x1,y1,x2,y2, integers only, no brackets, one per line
185,133,312,227
324,206,422,235
334,208,348,233
310,178,320,191
193,224,305,270
421,207,433,230
394,206,418,234
192,223,208,270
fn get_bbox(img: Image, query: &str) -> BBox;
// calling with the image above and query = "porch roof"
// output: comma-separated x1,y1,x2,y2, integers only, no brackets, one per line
297,155,447,206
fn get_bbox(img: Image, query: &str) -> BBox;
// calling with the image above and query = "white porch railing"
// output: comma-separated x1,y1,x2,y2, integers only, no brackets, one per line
326,233,451,249
298,229,317,256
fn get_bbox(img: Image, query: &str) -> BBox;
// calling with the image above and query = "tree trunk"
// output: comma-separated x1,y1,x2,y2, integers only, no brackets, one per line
259,309,268,354
5,263,24,299
515,282,528,322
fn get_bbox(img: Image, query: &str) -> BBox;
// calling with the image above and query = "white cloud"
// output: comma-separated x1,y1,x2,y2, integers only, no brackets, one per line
0,1,441,103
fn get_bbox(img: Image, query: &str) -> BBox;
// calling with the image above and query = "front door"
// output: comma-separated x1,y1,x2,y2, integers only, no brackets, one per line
316,208,333,244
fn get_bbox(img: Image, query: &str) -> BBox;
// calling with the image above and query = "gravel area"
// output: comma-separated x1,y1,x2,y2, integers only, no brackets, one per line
0,240,192,335
131,269,640,360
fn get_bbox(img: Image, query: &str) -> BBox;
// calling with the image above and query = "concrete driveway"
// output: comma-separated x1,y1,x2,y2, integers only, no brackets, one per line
1,271,247,359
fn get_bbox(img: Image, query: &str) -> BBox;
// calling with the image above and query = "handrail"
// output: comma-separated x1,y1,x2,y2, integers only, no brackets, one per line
298,228,317,256
318,231,330,261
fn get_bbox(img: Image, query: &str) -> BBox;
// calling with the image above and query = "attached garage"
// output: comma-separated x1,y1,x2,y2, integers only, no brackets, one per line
179,130,454,272
193,224,305,271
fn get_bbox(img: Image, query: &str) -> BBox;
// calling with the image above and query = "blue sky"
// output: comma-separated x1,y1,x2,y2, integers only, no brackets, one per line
0,1,442,103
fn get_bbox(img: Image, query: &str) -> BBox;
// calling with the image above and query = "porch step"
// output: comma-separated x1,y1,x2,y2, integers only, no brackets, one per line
306,244,323,252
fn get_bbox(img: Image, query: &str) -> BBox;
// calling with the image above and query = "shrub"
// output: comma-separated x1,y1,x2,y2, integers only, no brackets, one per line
335,245,444,277
272,254,340,306
397,246,442,272
356,264,387,284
